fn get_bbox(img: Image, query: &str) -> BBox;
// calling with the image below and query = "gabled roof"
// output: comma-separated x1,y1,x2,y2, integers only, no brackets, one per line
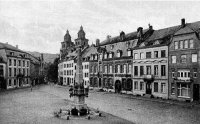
146,25,181,42
174,21,200,35
0,42,23,52
100,29,149,46
82,46,98,58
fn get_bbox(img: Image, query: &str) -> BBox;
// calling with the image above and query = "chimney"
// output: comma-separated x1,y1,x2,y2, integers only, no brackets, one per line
148,24,153,30
137,27,143,38
181,18,185,27
16,45,18,49
96,39,100,46
120,31,125,41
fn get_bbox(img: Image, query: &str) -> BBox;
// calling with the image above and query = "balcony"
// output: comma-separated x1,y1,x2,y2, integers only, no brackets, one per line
143,75,154,82
174,77,193,83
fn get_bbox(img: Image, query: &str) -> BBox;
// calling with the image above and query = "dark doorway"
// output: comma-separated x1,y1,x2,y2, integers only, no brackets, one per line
115,80,121,93
146,82,152,94
67,78,70,85
193,84,199,101
99,78,101,87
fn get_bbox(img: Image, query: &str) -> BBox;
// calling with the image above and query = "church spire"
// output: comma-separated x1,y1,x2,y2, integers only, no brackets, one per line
78,26,85,40
64,29,71,42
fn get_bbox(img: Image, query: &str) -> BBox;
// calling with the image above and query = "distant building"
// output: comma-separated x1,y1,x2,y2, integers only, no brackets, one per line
0,42,44,89
58,19,200,102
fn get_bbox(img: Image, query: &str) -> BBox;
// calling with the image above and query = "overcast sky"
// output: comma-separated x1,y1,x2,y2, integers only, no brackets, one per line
0,0,200,54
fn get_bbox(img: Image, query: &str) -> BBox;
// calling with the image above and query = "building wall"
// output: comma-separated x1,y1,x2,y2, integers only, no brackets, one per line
6,56,30,89
132,46,168,99
83,61,89,88
169,32,200,101
62,60,75,86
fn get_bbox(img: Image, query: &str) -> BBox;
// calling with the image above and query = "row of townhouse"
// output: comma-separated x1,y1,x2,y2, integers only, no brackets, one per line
0,42,44,89
58,19,200,102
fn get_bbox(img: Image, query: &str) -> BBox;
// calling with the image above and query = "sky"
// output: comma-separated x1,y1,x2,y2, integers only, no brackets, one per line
0,0,200,54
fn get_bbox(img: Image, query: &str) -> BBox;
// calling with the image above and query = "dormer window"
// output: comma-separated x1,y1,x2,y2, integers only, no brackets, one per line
153,40,160,45
109,52,113,58
127,49,132,56
94,54,98,60
117,50,122,57
90,54,93,60
126,41,130,47
139,42,145,47
104,53,108,59
110,45,114,50
10,52,14,56
99,54,103,60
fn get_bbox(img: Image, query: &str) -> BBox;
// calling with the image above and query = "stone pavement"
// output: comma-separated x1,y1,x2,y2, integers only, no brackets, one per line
54,84,200,124
0,85,134,124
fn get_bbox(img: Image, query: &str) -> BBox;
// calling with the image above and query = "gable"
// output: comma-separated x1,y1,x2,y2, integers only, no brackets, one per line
174,26,194,36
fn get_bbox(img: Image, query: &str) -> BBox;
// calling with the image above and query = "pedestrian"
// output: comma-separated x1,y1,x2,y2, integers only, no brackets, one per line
31,82,33,91
69,86,73,98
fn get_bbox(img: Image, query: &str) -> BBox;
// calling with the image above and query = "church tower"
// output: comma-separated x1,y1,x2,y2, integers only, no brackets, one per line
60,30,74,60
75,26,88,49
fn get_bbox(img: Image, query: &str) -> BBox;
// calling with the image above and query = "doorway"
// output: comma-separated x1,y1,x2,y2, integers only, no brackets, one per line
99,78,101,87
193,84,199,101
146,82,152,94
115,80,121,93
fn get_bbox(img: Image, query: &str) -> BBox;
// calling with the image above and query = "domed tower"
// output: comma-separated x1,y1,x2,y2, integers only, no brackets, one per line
75,26,88,48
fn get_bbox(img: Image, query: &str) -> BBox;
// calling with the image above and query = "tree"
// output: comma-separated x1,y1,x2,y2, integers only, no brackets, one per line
47,57,59,83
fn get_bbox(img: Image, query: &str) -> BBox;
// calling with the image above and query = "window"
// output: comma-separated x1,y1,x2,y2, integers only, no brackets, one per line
64,70,66,75
99,54,102,60
9,59,12,66
9,79,12,86
161,65,166,76
181,55,186,63
18,60,21,66
154,51,158,58
99,65,102,72
189,39,194,48
9,68,12,77
128,64,131,74
177,83,190,97
146,66,151,75
134,53,138,59
115,65,118,73
14,59,16,66
146,52,151,58
140,82,144,90
172,70,175,78
180,40,183,49
104,53,107,59
194,68,197,78
134,66,138,76
104,66,107,73
120,65,123,73
127,50,132,56
118,65,120,73
140,66,144,76
124,65,126,73
117,52,121,57
161,50,166,58
154,65,158,76
172,56,176,63
111,45,114,50
110,65,112,73
154,82,158,92
27,61,29,67
171,83,175,95
140,52,145,59
161,83,166,93
134,81,138,90
109,53,113,58
14,79,16,85
184,40,188,48
14,68,16,76
23,61,25,67
192,54,197,62
64,64,66,68
175,41,178,49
